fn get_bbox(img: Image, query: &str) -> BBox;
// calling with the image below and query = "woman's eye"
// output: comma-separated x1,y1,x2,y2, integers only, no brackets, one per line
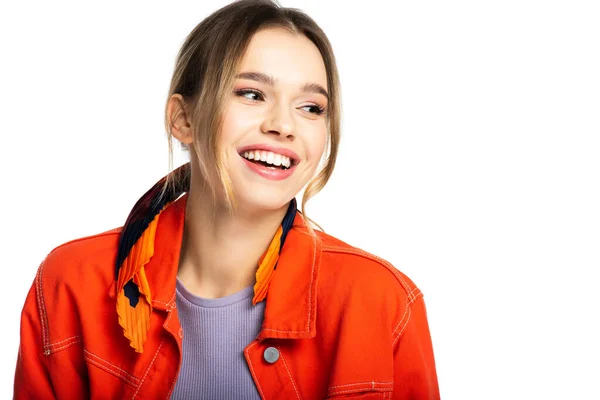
234,89,264,101
301,104,326,116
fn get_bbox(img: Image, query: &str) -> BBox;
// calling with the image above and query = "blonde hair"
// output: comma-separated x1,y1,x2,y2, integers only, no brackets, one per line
163,0,341,229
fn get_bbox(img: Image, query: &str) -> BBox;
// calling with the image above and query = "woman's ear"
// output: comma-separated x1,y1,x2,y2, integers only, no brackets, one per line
167,94,194,145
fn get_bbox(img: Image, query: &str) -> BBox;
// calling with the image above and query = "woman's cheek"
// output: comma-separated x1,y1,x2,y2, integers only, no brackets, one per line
312,127,328,161
221,106,253,142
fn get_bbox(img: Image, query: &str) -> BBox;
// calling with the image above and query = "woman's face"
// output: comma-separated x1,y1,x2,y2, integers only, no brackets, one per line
220,27,329,212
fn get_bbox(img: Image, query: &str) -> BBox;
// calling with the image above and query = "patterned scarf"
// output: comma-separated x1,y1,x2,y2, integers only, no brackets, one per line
115,162,297,353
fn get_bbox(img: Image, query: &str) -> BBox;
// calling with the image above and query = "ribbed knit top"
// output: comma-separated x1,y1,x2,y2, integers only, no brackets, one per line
171,279,265,400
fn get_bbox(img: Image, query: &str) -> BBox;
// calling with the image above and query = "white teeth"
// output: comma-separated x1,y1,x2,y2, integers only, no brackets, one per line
241,150,292,168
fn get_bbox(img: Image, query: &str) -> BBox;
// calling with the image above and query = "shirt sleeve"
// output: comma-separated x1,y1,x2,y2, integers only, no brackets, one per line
392,294,440,399
14,267,57,400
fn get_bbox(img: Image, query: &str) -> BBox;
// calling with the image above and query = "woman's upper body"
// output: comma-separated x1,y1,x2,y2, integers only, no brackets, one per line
15,192,438,399
15,0,440,398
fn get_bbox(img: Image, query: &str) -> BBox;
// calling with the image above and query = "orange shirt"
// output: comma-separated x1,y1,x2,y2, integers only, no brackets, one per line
15,194,440,399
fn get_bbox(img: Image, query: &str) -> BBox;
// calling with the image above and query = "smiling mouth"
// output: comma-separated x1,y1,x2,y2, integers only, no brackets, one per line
240,150,294,170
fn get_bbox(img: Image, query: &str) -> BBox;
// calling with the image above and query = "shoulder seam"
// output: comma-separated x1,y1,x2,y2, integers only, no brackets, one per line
35,260,87,356
392,291,424,347
49,227,121,254
321,244,419,301
35,227,121,356
34,260,51,354
321,244,425,347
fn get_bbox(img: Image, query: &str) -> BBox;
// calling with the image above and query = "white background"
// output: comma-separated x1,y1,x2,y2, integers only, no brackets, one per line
1,0,599,398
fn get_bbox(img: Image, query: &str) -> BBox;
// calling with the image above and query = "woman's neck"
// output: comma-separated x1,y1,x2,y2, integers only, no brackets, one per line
177,181,288,299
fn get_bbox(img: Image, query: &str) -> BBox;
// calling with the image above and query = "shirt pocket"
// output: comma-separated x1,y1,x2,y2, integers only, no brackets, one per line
326,382,393,399
325,390,392,399
83,349,140,399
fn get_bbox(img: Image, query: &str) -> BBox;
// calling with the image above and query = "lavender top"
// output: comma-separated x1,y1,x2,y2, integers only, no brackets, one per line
171,279,265,400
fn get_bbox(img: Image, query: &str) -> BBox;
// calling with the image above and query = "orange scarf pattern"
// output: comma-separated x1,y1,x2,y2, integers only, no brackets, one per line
114,163,297,353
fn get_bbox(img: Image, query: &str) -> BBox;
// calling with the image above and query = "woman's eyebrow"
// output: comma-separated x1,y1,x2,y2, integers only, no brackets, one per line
236,71,329,101
236,71,275,86
302,82,329,101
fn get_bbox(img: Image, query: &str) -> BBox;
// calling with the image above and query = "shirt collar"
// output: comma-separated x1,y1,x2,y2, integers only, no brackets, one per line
146,193,320,340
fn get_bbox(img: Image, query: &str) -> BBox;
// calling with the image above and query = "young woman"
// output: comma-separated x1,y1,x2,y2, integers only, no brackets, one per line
15,0,439,398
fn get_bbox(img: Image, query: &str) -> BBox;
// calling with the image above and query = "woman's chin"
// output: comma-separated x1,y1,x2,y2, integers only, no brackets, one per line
233,190,295,214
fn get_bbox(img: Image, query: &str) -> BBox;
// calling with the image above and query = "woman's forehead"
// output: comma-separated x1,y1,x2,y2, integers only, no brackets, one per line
237,28,328,90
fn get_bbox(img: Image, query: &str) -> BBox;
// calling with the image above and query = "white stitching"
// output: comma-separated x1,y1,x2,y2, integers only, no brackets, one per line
328,381,393,390
329,388,393,395
393,304,413,347
320,245,416,297
327,382,393,397
406,286,421,299
278,347,301,399
131,339,164,399
260,230,318,335
329,387,393,395
153,292,176,309
392,304,410,337
320,244,424,347
408,291,422,306
46,338,82,353
321,246,408,286
164,309,173,329
409,288,422,302
84,350,140,385
392,288,420,336
261,291,416,335
261,328,308,333
307,232,317,333
392,291,424,346
35,261,50,350
245,341,266,399
47,335,81,348
46,336,82,353
84,350,140,387
84,357,138,388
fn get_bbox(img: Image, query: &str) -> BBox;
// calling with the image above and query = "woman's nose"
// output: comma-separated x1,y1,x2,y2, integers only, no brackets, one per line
261,104,295,138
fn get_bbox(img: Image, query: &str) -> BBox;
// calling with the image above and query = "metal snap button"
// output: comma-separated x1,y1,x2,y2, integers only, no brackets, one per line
263,346,280,364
